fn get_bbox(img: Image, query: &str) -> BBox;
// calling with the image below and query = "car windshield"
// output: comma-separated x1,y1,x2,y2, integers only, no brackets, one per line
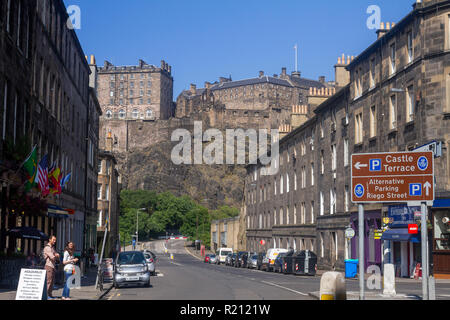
221,251,232,256
118,252,145,265
210,254,216,258
251,255,258,259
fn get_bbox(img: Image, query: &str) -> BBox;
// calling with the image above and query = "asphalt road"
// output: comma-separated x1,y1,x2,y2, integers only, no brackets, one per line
105,240,450,301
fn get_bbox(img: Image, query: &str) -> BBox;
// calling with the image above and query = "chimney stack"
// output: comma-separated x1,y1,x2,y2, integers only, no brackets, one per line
319,76,326,84
205,82,211,89
190,84,197,94
259,71,264,78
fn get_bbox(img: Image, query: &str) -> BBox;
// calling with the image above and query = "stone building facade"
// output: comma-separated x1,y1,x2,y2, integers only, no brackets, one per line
97,134,121,257
211,216,240,252
175,70,334,131
0,0,100,262
242,0,450,277
96,59,174,123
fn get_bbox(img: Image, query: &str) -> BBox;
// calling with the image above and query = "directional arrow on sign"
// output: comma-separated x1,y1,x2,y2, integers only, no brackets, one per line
424,181,432,196
354,162,368,170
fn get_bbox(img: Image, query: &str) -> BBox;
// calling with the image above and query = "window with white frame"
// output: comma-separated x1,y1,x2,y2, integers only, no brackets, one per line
331,144,337,171
97,210,102,228
330,188,336,215
355,112,363,143
280,176,284,194
311,201,315,224
370,58,376,88
280,208,283,225
97,184,102,200
407,85,414,122
320,150,324,174
390,43,396,75
286,174,289,193
370,105,377,138
311,163,314,186
294,173,297,191
390,95,397,129
320,192,324,216
407,31,413,63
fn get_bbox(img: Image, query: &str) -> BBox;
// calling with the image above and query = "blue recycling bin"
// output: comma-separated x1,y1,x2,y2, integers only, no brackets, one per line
345,259,359,278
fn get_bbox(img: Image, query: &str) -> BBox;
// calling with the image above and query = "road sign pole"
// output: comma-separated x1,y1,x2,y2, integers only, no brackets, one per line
421,202,428,300
358,203,365,300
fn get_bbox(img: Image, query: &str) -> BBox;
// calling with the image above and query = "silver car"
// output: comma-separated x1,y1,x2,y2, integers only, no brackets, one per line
209,254,217,264
143,251,156,276
113,251,151,288
247,254,258,269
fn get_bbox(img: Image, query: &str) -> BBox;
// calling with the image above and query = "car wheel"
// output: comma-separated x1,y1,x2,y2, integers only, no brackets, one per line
145,280,150,288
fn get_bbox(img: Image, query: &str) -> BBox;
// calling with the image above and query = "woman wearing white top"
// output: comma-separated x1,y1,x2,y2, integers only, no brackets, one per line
62,241,78,300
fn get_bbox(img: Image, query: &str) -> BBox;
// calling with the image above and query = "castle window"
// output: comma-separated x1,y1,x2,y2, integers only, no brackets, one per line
132,109,139,118
146,109,153,118
147,98,151,104
106,110,112,119
139,98,144,104
119,109,125,119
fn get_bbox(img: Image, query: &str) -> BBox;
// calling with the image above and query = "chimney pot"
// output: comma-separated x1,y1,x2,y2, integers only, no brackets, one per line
259,71,264,77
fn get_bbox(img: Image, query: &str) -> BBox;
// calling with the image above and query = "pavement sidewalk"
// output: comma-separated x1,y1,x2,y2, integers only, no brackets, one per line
0,266,113,300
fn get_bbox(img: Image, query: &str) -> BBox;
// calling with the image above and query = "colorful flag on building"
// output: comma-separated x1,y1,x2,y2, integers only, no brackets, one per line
22,146,38,192
35,154,50,197
60,173,71,189
49,166,62,195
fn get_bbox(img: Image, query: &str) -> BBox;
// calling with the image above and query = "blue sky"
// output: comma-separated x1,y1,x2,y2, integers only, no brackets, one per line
65,0,415,97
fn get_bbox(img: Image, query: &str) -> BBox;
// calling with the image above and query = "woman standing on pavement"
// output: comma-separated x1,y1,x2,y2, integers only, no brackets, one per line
62,241,78,300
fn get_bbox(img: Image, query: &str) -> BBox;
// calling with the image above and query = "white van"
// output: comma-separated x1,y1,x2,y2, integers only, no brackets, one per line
266,248,288,271
217,248,233,264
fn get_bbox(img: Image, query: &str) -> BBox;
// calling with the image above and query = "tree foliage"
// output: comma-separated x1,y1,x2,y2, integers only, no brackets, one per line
119,190,240,249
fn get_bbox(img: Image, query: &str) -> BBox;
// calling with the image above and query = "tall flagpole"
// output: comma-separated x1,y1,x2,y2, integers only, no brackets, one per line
294,44,298,72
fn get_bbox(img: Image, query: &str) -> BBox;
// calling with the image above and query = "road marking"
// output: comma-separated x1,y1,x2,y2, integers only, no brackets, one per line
184,244,203,261
156,273,164,277
261,281,308,296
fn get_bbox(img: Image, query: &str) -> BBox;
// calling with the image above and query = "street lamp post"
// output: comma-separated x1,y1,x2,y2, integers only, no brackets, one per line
135,208,147,250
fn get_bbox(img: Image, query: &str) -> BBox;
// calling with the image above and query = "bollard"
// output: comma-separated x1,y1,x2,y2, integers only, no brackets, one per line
319,272,346,300
170,253,174,260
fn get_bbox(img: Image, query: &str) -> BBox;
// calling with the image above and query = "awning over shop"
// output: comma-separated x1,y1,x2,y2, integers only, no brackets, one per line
433,199,450,208
381,228,420,243
47,205,74,219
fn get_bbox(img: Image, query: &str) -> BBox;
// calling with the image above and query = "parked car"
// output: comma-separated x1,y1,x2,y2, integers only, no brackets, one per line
143,251,156,276
247,254,259,269
266,248,289,272
209,254,217,264
217,248,233,265
235,251,247,267
256,252,266,270
225,253,234,266
113,251,150,288
204,254,211,263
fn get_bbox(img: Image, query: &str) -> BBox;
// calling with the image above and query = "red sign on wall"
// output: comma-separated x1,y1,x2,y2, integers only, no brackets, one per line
408,224,419,234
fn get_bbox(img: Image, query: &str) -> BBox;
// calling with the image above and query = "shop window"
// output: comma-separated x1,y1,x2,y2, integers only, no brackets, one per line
434,211,450,251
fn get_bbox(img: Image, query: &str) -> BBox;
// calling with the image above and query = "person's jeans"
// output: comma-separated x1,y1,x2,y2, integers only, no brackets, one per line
62,271,72,298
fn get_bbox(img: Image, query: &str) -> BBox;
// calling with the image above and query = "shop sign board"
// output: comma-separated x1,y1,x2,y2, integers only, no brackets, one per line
15,268,47,300
388,205,421,228
351,151,434,203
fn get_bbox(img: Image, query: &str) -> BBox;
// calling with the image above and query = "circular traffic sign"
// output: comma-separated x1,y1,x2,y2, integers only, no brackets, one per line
417,156,428,171
354,184,365,198
260,240,266,246
345,228,355,239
